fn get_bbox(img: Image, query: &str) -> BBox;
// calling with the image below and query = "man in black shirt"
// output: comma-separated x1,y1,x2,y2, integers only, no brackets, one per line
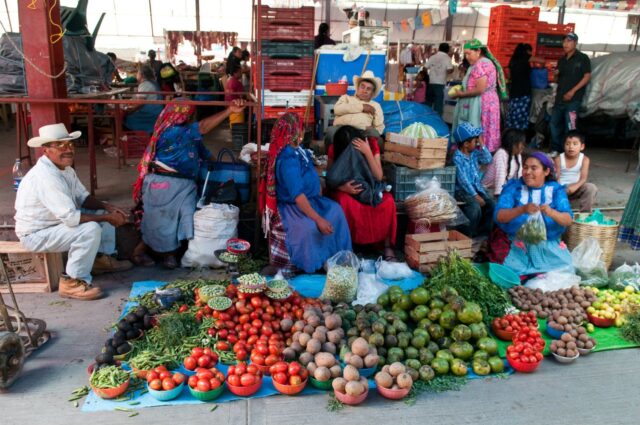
549,32,591,154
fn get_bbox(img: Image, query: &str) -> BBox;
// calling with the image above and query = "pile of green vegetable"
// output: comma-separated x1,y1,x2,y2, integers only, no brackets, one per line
620,310,640,344
423,251,512,325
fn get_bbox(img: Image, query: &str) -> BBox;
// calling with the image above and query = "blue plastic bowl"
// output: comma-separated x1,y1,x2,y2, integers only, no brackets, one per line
147,382,185,401
473,263,490,278
174,365,196,377
489,263,520,288
340,361,376,378
545,322,566,339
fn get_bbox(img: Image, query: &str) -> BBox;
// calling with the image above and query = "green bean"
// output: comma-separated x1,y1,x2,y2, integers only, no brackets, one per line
115,407,134,412
74,401,79,408
128,401,140,406
129,413,139,418
89,365,129,389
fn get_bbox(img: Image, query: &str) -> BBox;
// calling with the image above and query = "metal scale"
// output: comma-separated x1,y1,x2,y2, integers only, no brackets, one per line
0,259,50,389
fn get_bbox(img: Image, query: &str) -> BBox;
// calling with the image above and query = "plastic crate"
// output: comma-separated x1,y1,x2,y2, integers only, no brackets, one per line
263,90,311,107
231,123,251,152
488,29,538,44
261,40,314,58
260,21,314,41
258,5,314,22
263,57,314,77
490,5,540,20
537,21,575,35
537,46,565,60
121,131,149,160
384,164,456,203
263,106,314,124
489,18,539,31
264,74,311,92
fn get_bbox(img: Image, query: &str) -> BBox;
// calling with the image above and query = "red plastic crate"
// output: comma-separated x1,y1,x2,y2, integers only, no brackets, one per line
490,5,540,20
260,21,314,41
258,5,314,22
489,17,539,31
263,106,314,124
264,74,312,92
537,21,575,35
488,29,538,44
121,131,149,160
537,46,565,60
263,57,313,78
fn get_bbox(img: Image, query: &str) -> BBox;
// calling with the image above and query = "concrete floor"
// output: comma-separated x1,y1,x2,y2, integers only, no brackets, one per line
1,126,639,424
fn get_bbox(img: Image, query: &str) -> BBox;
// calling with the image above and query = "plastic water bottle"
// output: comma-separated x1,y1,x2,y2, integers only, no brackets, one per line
12,158,24,191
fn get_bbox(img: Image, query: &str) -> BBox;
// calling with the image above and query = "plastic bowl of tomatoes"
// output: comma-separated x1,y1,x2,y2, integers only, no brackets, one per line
226,362,263,397
506,341,544,373
182,346,219,377
492,311,539,341
146,368,186,401
269,361,308,395
188,367,226,401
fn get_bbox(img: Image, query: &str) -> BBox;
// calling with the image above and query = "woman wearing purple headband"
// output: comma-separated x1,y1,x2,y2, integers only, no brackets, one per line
489,152,574,277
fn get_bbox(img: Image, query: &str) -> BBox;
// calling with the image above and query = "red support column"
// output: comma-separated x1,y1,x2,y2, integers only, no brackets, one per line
18,0,68,136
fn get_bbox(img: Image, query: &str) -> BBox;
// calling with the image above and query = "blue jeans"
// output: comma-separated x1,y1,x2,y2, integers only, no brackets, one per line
426,83,445,115
456,191,495,238
549,100,580,152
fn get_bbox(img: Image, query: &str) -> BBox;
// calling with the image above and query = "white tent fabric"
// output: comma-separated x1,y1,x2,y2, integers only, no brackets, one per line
582,52,640,117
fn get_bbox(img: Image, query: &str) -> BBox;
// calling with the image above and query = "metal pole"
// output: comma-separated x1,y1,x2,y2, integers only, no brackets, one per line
4,0,12,32
558,3,566,25
148,0,155,37
195,0,201,67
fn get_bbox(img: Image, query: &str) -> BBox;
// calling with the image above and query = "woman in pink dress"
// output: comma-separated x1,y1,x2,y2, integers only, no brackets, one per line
451,39,508,152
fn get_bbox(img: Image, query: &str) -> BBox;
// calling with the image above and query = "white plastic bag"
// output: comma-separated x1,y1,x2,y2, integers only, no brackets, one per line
571,237,609,287
516,211,547,244
405,177,468,226
375,257,414,280
525,268,581,292
321,251,359,303
181,203,240,268
353,272,388,306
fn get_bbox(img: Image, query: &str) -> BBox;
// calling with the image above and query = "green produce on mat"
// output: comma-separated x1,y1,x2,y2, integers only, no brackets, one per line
90,365,130,389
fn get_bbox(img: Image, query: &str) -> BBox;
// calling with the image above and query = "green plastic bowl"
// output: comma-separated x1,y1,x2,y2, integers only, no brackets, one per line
473,263,490,278
309,377,333,390
189,384,224,401
489,263,520,288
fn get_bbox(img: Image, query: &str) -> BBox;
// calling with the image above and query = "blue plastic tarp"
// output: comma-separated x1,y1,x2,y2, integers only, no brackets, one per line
382,101,450,138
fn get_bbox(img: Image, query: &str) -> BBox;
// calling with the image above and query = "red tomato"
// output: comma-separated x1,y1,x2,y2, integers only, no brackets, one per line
217,329,229,340
272,361,288,374
240,373,256,387
196,369,214,380
227,374,241,387
247,364,259,375
183,356,197,370
238,331,248,340
289,375,302,386
146,371,159,382
209,378,222,389
299,368,308,381
247,335,259,346
149,379,163,391
197,379,211,392
288,362,301,376
162,378,176,391
250,353,265,365
535,352,543,361
191,347,204,359
265,354,280,366
236,349,248,361
154,365,168,374
235,363,247,376
227,334,239,345
216,341,230,351
159,371,172,380
256,345,269,356
198,355,212,368
188,375,199,388
261,325,274,337
172,372,186,385
250,296,263,309
272,372,288,385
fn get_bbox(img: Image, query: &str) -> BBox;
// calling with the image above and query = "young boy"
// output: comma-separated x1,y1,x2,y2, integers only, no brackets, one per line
554,130,597,212
452,122,494,237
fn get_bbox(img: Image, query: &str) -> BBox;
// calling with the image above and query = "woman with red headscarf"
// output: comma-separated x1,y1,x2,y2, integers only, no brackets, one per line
261,113,351,274
132,99,244,268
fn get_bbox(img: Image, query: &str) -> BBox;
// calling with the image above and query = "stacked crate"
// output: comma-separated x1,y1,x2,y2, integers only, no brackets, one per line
258,6,315,125
536,21,576,81
487,6,540,69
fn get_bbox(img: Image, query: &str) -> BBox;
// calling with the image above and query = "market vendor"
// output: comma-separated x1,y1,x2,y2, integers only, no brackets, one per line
123,65,164,134
324,71,385,151
493,152,574,276
132,99,245,269
261,113,351,275
14,124,132,301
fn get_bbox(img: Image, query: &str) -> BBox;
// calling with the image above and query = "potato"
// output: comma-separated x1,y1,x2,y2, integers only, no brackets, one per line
389,362,405,377
298,333,311,348
344,352,353,364
359,377,369,391
381,365,391,374
283,347,297,361
306,361,318,375
351,337,369,357
321,342,337,355
298,352,314,366
343,364,360,382
303,324,316,335
307,315,321,328
293,320,306,333
290,341,303,353
312,330,327,344
330,364,342,378
348,355,364,369
325,314,342,330
327,330,342,345
292,331,301,343
280,318,293,332
315,352,335,368
306,338,322,354
396,372,413,389
374,371,393,389
314,366,331,382
345,381,365,397
364,354,379,368
332,377,347,394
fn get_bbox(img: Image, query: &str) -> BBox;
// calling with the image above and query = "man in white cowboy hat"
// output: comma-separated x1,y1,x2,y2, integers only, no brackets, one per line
14,123,132,300
326,70,385,151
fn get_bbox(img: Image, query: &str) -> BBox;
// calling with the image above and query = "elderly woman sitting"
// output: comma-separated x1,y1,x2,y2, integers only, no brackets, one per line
493,152,573,276
124,65,164,134
262,113,351,274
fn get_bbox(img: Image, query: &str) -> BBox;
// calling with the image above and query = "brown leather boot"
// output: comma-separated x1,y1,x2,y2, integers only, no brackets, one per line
59,276,103,300
92,254,133,275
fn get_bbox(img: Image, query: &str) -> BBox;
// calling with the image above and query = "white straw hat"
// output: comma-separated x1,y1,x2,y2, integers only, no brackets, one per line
353,70,382,98
28,123,81,148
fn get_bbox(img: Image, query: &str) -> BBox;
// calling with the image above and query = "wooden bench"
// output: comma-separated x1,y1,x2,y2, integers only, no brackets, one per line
0,241,63,293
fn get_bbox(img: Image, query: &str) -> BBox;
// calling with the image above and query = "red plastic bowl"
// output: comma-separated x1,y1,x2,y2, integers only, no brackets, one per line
377,386,410,400
273,378,308,395
226,238,251,255
226,378,262,397
507,357,541,373
253,363,271,376
587,313,615,328
131,366,149,379
334,388,368,405
91,379,130,399
491,323,514,341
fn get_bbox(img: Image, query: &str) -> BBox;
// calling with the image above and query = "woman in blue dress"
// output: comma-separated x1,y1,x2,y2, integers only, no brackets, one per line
494,152,574,276
261,113,351,274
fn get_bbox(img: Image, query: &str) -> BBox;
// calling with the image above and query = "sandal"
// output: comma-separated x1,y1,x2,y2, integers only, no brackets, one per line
383,248,398,262
163,255,178,269
131,253,155,267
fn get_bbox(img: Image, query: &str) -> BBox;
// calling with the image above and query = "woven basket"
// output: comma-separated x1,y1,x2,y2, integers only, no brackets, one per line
565,213,619,270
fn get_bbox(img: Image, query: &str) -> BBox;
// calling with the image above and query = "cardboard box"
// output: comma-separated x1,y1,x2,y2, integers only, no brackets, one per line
0,242,63,293
404,231,472,272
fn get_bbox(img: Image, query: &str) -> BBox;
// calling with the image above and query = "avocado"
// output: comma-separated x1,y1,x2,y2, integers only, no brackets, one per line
126,313,139,324
95,353,114,365
135,306,148,318
116,342,131,354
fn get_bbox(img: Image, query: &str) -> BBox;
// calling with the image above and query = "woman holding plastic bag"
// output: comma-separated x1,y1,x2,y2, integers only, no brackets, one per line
493,152,574,276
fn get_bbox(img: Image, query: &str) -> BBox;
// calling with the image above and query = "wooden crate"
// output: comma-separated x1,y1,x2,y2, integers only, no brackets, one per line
0,241,63,293
384,133,448,170
404,231,472,272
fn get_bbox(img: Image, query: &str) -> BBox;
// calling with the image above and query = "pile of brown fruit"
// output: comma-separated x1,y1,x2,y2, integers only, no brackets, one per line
508,286,597,319
547,309,586,333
